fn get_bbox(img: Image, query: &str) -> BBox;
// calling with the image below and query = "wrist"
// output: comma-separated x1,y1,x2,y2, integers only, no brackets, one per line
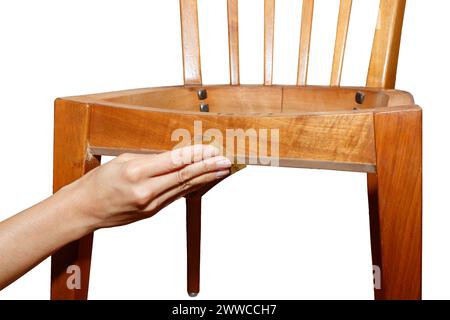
52,182,101,238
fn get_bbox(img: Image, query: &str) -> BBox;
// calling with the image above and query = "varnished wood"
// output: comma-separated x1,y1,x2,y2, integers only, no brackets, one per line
90,146,376,173
264,0,275,85
297,0,314,86
51,99,101,300
330,0,352,86
184,163,245,296
227,0,240,85
70,84,414,107
180,0,204,300
66,85,414,114
369,107,422,299
180,0,202,85
282,86,387,112
186,193,201,295
367,0,406,88
364,0,415,300
87,101,379,171
205,85,281,113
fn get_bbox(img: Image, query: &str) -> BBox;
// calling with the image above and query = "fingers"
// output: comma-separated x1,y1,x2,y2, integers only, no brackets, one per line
118,144,220,181
136,155,231,200
115,152,150,162
141,169,231,213
170,144,220,166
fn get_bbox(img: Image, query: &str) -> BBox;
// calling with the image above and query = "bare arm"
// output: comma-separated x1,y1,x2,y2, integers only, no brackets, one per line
0,145,231,290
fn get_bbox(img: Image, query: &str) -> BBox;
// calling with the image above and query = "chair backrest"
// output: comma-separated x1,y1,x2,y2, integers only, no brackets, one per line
179,0,407,89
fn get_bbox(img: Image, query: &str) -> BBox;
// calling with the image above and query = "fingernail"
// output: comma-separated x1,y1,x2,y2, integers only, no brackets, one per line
216,170,230,178
216,158,232,169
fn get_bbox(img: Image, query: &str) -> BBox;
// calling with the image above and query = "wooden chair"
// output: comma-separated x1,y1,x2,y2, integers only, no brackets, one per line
51,0,421,300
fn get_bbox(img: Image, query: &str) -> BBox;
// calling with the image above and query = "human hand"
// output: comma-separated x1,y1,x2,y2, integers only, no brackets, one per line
58,145,231,230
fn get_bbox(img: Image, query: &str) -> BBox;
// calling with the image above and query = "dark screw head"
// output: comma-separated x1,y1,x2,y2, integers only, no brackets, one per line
197,89,207,100
200,103,209,112
355,91,366,104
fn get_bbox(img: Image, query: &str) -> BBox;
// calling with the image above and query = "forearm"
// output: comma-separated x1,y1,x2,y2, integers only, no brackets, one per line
0,186,94,290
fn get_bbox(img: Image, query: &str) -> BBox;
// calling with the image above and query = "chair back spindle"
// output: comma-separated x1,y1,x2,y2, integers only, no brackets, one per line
330,0,352,86
180,0,202,85
367,0,406,89
263,0,276,85
227,0,240,85
296,0,314,86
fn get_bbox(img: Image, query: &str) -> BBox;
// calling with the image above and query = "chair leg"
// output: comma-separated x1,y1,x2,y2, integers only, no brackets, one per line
51,99,101,299
186,193,201,297
367,108,422,300
51,234,94,299
184,177,239,297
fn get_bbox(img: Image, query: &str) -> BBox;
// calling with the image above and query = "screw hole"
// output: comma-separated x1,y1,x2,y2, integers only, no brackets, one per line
197,89,207,100
355,91,365,104
200,103,209,112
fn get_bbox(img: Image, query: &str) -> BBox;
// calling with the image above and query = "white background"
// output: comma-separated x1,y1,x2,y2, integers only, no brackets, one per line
0,0,449,300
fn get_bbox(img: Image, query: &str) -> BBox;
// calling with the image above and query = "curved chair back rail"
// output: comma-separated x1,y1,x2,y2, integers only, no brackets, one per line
72,85,414,114
180,0,406,89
